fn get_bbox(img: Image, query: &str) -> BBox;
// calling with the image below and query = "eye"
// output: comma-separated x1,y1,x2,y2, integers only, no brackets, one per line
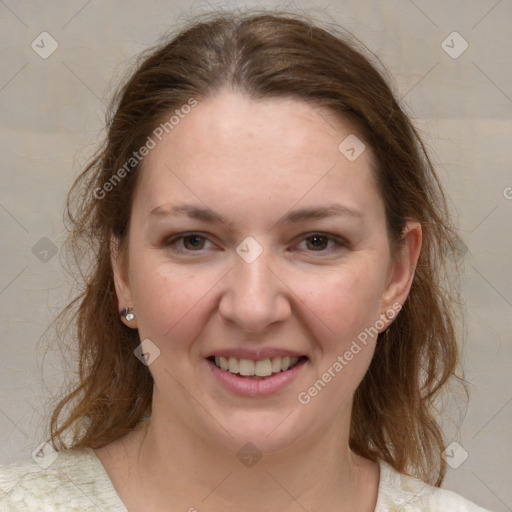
163,233,214,252
295,233,347,253
161,232,347,255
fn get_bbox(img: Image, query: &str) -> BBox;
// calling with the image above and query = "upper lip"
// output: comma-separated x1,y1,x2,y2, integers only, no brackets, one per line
205,348,306,360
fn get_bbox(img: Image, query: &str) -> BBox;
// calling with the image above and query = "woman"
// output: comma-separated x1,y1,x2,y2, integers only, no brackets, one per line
0,10,492,511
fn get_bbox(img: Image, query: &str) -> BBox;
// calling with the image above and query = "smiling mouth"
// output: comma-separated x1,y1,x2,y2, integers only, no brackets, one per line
207,355,307,379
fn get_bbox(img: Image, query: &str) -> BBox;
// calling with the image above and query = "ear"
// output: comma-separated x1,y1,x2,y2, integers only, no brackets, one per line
111,235,138,329
378,221,422,331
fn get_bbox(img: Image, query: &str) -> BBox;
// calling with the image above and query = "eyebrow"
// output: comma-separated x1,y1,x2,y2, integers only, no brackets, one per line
149,203,363,228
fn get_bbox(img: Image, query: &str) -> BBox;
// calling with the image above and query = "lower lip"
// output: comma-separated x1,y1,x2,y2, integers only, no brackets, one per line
206,358,307,397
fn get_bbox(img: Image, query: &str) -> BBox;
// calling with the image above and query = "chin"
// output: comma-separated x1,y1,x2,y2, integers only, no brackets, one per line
208,409,305,457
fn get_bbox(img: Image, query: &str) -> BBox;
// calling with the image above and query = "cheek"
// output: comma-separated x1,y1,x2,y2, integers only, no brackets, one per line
130,260,214,343
296,262,386,352
294,269,383,411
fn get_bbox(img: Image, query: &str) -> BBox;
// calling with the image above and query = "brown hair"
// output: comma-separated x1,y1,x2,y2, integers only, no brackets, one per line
48,10,467,486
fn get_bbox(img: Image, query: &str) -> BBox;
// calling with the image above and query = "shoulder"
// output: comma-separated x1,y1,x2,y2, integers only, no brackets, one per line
376,458,493,511
0,447,127,511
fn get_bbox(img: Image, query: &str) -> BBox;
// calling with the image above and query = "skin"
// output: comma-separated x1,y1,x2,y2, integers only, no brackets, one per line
95,88,422,512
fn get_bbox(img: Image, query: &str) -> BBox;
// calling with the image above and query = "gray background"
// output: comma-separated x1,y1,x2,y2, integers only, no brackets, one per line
0,1,511,510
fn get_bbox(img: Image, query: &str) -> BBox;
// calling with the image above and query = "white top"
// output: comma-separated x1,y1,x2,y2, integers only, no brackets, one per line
0,447,491,511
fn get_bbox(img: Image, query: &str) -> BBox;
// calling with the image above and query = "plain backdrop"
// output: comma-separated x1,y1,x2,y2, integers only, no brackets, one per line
0,1,510,510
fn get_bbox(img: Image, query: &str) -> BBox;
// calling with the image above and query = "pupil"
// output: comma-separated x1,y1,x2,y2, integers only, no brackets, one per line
309,235,326,250
186,236,202,249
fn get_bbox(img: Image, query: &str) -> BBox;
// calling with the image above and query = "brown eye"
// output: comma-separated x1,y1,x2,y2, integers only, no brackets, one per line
163,233,214,253
296,233,346,253
305,235,330,251
181,235,206,250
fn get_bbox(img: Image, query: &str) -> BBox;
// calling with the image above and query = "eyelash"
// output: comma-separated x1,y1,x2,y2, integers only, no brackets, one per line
162,232,348,255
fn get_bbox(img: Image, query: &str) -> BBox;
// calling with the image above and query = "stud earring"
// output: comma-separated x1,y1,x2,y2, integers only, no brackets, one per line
120,307,135,322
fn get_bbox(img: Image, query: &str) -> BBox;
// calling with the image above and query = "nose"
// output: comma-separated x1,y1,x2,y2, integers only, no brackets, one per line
218,245,291,334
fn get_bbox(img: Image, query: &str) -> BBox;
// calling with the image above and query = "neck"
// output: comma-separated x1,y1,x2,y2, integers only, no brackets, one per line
120,409,379,512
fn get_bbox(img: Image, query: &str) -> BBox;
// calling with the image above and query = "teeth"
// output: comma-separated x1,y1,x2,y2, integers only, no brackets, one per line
239,359,255,376
271,357,282,372
255,359,272,377
213,356,300,376
228,357,239,373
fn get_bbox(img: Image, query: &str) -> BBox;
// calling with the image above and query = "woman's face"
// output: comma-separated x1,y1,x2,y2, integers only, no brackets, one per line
113,88,420,454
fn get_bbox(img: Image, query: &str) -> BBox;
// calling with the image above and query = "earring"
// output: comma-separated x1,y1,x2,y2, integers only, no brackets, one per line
120,307,135,322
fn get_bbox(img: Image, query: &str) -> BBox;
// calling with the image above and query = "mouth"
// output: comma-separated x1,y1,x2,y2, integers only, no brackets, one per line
207,355,308,379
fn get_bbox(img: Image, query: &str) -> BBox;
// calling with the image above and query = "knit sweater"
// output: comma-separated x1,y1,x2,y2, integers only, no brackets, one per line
0,447,491,511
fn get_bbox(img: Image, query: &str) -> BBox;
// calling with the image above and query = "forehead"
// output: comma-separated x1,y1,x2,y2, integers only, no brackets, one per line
147,89,371,166
134,89,382,225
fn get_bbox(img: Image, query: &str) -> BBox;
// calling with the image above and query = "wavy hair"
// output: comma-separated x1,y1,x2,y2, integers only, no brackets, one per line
47,10,467,486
